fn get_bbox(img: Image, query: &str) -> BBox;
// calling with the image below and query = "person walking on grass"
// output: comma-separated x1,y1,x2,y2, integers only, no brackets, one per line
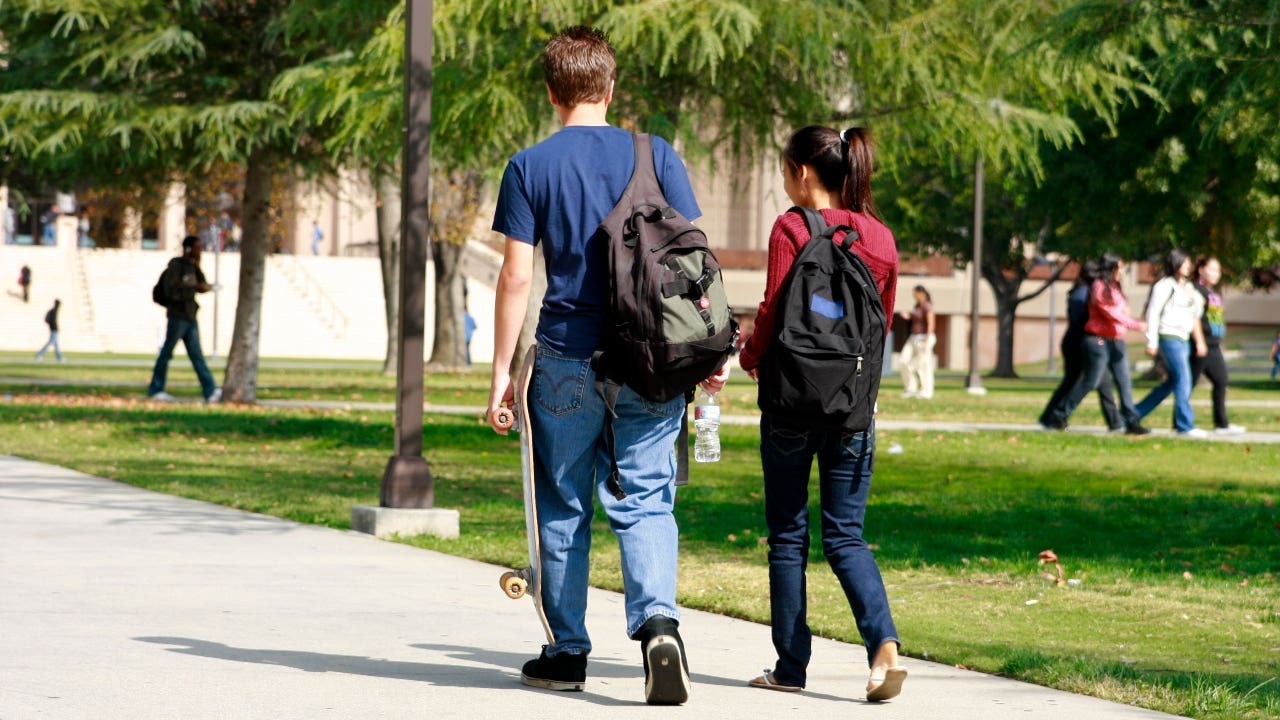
147,236,220,404
738,126,906,702
1271,331,1280,381
1188,256,1245,434
1039,259,1123,432
1041,253,1150,434
34,299,64,362
1134,249,1208,438
897,285,935,399
484,26,728,706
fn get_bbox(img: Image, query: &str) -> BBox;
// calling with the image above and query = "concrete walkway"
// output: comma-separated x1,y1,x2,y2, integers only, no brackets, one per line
0,455,1187,719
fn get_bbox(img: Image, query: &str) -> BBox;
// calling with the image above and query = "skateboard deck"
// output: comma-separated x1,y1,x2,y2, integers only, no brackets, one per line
496,346,555,645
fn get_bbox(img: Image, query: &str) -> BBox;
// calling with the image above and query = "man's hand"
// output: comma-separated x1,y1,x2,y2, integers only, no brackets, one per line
1195,341,1208,358
1145,346,1158,357
700,362,731,394
487,375,516,435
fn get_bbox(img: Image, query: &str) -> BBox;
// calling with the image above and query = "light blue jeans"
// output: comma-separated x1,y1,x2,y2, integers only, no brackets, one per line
35,331,63,361
1136,337,1195,432
529,346,685,657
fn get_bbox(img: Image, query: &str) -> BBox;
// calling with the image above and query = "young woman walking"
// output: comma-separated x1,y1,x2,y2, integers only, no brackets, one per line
898,285,936,399
1188,257,1245,434
738,125,905,701
1134,249,1208,438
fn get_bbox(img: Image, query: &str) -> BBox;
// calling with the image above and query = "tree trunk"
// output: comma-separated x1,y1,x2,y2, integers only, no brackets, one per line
427,241,466,370
376,173,402,376
992,289,1020,378
425,169,484,371
984,264,1024,379
221,150,273,403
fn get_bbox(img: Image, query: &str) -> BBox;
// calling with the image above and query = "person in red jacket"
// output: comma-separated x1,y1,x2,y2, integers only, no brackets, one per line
739,126,905,702
1041,253,1149,434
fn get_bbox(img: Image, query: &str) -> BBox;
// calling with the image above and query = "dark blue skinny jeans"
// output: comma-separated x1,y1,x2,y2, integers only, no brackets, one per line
148,317,216,399
760,414,898,688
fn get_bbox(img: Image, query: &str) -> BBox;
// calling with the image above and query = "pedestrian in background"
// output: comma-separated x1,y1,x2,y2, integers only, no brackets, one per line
1039,259,1123,431
1270,330,1280,381
897,285,935,399
1041,253,1149,434
18,264,31,302
34,299,64,362
1188,257,1245,434
147,236,220,403
1134,249,1207,438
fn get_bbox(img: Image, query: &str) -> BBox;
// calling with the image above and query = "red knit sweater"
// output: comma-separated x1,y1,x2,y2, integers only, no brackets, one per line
739,208,899,373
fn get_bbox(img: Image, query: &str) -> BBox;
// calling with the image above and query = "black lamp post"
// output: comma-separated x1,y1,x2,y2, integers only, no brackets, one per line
380,0,434,507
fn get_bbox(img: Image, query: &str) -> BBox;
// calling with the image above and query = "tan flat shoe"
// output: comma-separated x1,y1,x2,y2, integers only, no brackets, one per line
748,670,802,693
866,666,907,702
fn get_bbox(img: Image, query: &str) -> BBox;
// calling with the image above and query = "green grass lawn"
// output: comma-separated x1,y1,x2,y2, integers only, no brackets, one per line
0,357,1277,719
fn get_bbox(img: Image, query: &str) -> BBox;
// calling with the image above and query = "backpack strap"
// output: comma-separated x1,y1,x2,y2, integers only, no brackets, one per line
791,205,826,240
591,354,628,501
791,205,860,248
676,394,690,487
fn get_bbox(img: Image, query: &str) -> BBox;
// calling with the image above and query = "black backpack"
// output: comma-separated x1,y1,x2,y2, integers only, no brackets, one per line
758,206,886,431
151,265,171,307
592,133,739,495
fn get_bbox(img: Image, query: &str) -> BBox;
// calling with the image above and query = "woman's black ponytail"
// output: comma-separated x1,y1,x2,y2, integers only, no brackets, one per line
781,125,879,219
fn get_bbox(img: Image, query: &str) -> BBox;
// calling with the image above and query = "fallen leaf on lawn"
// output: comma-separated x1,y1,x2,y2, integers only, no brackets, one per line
1182,571,1194,580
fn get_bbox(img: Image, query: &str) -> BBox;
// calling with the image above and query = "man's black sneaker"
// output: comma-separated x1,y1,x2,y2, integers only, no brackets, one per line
520,646,586,691
1038,416,1067,431
636,616,690,705
1126,423,1151,436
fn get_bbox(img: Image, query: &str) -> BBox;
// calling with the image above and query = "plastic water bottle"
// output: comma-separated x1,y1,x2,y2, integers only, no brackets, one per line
693,389,721,463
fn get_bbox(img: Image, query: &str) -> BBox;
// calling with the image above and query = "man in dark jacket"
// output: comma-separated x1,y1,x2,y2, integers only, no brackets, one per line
35,299,64,362
147,236,220,402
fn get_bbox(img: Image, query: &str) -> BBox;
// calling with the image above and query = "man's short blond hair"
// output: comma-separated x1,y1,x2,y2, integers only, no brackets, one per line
543,26,616,108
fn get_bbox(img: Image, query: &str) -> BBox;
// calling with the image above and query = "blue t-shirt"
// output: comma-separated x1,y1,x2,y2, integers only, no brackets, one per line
492,126,701,358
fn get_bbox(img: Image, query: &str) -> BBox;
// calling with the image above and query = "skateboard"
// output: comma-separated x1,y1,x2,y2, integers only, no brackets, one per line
495,346,555,645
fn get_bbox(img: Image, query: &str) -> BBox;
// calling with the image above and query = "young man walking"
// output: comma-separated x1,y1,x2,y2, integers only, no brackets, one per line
148,236,220,403
35,299,64,362
485,26,727,705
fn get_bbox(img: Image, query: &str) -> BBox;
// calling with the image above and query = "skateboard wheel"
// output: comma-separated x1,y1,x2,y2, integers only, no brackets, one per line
500,571,528,599
494,408,514,430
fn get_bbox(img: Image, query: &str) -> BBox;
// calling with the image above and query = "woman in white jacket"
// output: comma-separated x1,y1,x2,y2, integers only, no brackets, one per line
1134,249,1207,437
